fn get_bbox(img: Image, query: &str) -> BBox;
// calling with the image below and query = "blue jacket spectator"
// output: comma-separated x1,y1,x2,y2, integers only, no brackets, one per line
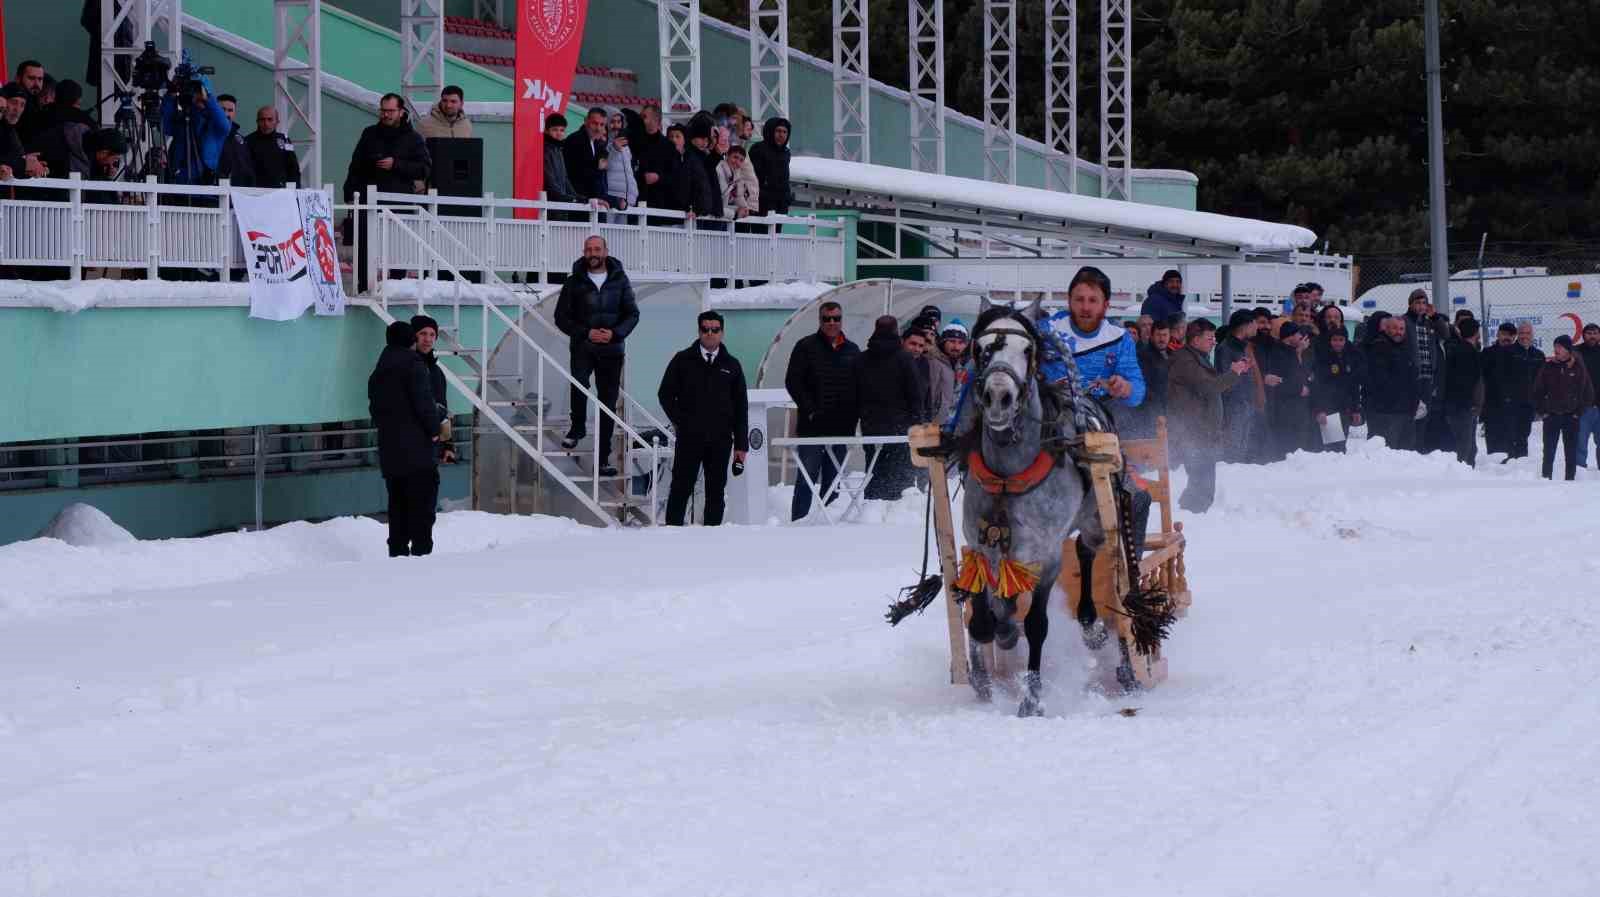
1140,270,1185,322
160,81,231,185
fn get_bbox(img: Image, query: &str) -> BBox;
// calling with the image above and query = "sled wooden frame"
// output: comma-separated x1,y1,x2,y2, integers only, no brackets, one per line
1059,417,1192,689
907,417,1192,690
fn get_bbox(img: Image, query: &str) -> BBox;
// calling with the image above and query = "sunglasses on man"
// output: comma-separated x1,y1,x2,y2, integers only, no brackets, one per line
700,325,722,334
820,314,842,323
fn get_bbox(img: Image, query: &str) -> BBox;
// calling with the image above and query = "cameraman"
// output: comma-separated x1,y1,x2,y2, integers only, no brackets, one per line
159,69,230,186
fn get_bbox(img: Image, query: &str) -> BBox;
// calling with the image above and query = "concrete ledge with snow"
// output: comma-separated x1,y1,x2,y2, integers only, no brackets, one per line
1,439,1597,896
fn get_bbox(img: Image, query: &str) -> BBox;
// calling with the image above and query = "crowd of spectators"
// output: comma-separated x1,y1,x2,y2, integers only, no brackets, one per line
540,100,792,226
1127,276,1600,497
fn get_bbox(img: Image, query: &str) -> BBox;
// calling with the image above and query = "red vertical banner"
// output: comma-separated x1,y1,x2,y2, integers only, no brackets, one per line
513,0,591,219
0,5,8,85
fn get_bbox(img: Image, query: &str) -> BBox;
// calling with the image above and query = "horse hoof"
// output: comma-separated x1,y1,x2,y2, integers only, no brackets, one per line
971,678,993,703
1081,620,1109,651
1115,661,1142,694
1017,671,1044,717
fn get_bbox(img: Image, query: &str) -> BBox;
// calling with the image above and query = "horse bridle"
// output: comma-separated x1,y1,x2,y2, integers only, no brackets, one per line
974,317,1039,443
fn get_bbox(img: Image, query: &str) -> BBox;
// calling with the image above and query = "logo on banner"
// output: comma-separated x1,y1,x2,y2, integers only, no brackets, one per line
245,227,309,279
527,0,582,52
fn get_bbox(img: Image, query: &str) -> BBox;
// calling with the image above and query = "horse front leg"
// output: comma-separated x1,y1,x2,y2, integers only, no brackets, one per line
1018,577,1052,717
1074,538,1109,650
965,590,996,703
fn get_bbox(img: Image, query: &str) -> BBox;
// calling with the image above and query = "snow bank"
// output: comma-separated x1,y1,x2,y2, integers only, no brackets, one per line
36,503,136,547
0,511,587,618
709,281,833,308
0,279,249,311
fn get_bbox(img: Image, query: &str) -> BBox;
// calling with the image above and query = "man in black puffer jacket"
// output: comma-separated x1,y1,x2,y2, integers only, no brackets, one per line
657,311,750,526
411,314,456,465
785,300,860,520
856,315,923,501
1365,315,1421,450
554,236,640,475
368,320,443,557
1440,318,1485,466
342,93,431,293
749,116,792,216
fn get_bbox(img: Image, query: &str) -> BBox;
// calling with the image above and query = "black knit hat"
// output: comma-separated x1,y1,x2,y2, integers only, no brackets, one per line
410,314,440,335
386,320,415,347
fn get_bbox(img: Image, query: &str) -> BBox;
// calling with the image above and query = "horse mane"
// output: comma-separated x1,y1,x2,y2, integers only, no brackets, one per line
971,304,1042,345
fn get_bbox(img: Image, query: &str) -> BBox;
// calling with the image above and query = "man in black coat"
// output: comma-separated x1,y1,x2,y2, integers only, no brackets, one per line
785,300,860,520
554,236,640,476
245,105,302,189
749,116,792,216
368,320,444,557
1365,315,1422,450
657,311,750,526
1311,329,1364,452
410,314,457,465
658,124,718,221
1481,322,1544,459
342,93,431,293
1575,323,1600,468
561,106,609,203
1441,318,1485,466
856,315,924,501
633,104,672,210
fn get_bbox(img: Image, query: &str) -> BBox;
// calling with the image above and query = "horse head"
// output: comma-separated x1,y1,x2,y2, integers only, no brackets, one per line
971,298,1045,441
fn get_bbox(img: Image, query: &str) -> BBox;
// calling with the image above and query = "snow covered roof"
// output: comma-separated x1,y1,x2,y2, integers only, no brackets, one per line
790,157,1316,256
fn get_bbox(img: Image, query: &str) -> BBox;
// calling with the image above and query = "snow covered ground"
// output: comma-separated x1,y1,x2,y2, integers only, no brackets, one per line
3,441,1598,896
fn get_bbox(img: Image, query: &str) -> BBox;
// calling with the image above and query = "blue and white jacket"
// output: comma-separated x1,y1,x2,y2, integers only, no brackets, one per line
1038,311,1146,408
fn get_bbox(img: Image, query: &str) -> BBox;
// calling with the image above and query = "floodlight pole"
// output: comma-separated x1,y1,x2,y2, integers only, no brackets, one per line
1424,0,1450,312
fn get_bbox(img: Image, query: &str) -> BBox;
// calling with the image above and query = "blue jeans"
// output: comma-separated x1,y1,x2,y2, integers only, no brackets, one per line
1578,407,1600,467
790,443,848,521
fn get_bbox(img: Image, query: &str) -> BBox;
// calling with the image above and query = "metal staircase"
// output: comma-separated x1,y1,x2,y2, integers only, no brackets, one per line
362,205,675,527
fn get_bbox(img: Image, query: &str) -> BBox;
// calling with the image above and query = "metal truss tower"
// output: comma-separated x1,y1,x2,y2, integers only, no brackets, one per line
982,0,1017,183
907,0,945,174
659,0,703,118
831,0,869,162
472,0,505,27
750,0,790,124
400,0,446,113
274,0,323,187
1099,0,1132,200
1043,0,1078,192
98,0,183,105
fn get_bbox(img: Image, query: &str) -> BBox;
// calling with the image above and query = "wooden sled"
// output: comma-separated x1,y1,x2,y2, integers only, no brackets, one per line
1059,417,1191,689
908,417,1192,691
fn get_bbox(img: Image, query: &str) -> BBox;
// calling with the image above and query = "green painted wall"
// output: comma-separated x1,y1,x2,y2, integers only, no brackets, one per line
719,307,795,384
0,305,514,443
2,464,468,544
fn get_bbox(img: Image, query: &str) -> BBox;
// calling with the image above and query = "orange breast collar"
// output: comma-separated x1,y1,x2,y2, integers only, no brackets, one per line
968,449,1056,496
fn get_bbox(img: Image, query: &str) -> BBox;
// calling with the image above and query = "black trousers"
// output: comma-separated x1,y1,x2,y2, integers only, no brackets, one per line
791,443,847,521
1178,452,1218,513
385,469,439,556
1506,406,1534,459
1445,408,1478,467
567,351,625,462
1542,413,1580,480
666,436,733,526
1369,412,1415,451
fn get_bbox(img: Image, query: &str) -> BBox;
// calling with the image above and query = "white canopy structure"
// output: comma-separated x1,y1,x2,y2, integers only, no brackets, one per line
791,156,1318,262
753,279,989,390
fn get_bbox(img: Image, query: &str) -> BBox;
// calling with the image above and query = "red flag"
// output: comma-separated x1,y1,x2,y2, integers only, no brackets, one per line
513,0,591,219
0,6,8,84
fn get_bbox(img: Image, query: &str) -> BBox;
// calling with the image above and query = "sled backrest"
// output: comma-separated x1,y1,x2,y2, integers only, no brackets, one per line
1119,416,1173,535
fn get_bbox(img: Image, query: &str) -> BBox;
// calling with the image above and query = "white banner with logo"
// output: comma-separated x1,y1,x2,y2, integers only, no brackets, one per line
232,188,346,321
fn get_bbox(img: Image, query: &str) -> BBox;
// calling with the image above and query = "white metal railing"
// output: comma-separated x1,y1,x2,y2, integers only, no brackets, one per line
360,188,847,287
0,175,296,279
0,176,848,288
772,434,912,525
